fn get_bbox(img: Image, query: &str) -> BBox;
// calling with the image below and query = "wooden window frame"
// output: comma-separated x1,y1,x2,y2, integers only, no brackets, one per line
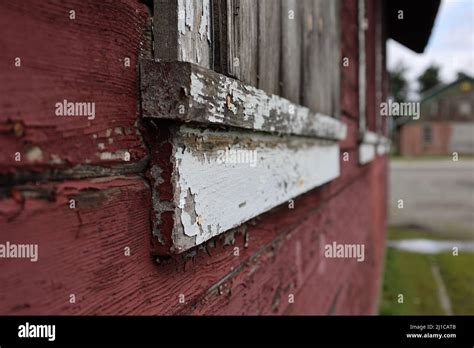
143,0,348,254
357,0,390,165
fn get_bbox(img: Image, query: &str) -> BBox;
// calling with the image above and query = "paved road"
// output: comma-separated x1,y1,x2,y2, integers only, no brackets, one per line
389,159,474,238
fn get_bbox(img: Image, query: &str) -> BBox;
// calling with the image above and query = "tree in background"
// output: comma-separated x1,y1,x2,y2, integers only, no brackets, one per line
418,65,442,95
456,71,471,80
388,62,409,102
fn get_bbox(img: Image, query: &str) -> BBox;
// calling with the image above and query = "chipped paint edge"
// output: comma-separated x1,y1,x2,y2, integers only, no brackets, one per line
359,131,391,164
141,60,347,140
169,126,342,252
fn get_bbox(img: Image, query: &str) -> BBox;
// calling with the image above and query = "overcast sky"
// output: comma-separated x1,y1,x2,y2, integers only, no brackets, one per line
387,0,474,99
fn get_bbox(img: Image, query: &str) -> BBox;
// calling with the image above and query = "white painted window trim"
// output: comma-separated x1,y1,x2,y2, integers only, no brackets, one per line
141,60,348,253
359,131,391,164
358,0,390,165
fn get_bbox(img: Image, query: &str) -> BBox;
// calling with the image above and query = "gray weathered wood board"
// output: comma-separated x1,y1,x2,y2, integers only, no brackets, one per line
141,60,347,140
154,0,342,118
154,0,212,68
213,0,258,86
280,0,303,104
258,0,281,95
301,0,341,117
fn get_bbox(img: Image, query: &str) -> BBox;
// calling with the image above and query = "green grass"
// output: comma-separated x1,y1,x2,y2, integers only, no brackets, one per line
435,252,474,315
380,227,474,315
379,248,443,315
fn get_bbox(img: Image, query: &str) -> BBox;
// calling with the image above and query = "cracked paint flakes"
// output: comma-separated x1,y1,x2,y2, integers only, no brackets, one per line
199,0,211,42
177,0,188,35
188,69,347,139
171,126,341,251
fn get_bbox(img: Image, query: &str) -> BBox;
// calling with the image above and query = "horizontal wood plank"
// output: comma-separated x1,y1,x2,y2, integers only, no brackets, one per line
0,0,151,178
149,125,341,253
141,60,347,140
0,165,373,314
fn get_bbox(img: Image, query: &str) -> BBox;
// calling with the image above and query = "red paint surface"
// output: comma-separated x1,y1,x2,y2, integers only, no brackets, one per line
365,0,377,132
0,153,387,315
0,0,388,315
0,0,150,173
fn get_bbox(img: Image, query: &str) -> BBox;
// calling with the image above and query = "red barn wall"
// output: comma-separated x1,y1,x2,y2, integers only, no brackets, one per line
0,0,388,315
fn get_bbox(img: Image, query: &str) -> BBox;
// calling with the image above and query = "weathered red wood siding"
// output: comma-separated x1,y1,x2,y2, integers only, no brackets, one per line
0,0,151,181
365,0,377,132
0,0,388,315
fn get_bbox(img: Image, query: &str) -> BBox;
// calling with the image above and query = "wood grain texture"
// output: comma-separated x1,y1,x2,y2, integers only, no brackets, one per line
0,0,151,178
0,0,390,317
154,0,212,68
154,0,179,61
161,125,340,252
195,189,365,314
0,176,152,314
280,0,303,104
213,0,258,86
283,172,376,315
0,156,385,314
341,0,359,119
257,0,281,95
301,0,341,117
141,60,347,140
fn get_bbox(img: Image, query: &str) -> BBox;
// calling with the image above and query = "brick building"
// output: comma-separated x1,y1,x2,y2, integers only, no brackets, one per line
0,0,438,315
398,76,474,156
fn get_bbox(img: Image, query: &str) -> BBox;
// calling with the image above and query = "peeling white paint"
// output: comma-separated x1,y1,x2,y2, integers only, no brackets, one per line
177,0,186,34
185,0,194,30
359,131,390,163
190,73,207,104
188,71,347,140
98,150,130,161
358,143,375,165
199,0,211,42
171,126,341,249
